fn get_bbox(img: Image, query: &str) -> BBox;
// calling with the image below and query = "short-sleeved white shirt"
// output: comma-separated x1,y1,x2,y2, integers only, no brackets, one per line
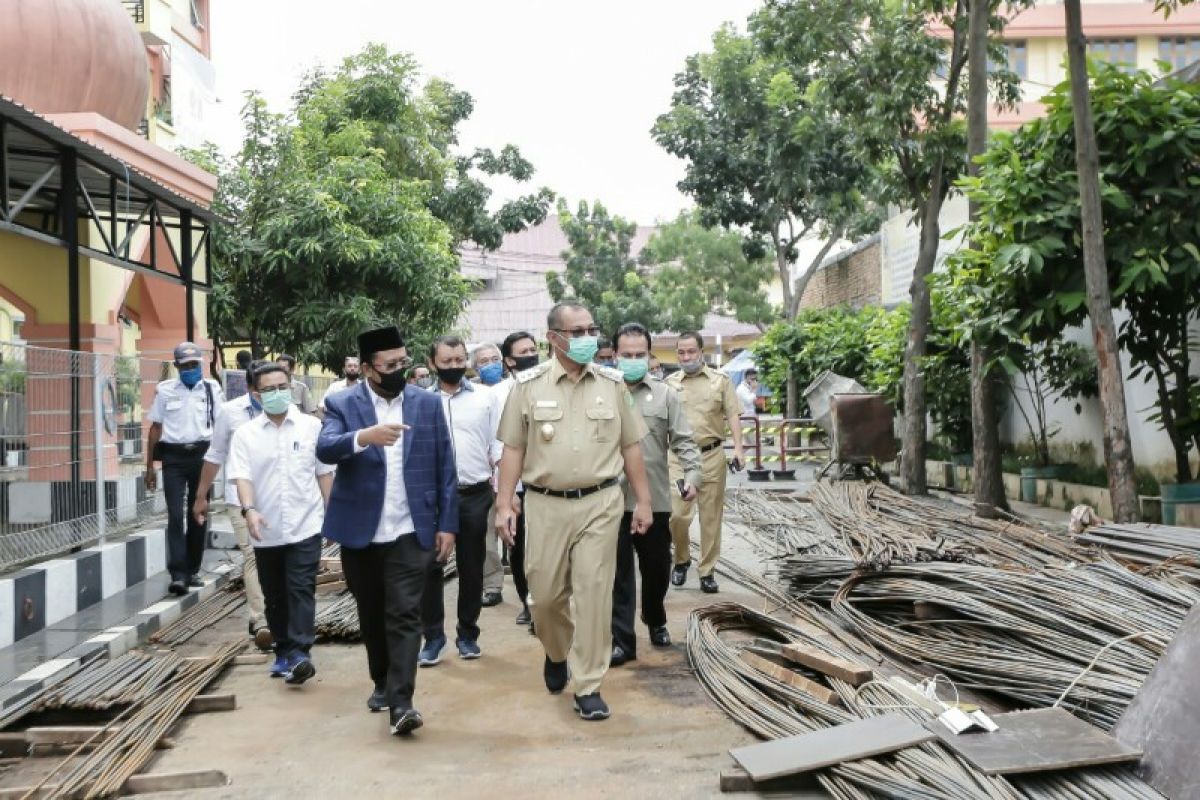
204,394,261,505
147,378,223,444
226,406,334,547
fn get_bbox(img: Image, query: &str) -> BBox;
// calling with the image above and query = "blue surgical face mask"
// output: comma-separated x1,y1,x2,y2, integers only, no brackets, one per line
618,357,648,383
563,335,599,366
178,365,202,388
259,387,292,415
478,362,504,385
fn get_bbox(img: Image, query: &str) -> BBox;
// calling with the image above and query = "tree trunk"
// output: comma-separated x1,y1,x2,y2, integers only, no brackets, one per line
966,0,1007,517
788,230,843,320
900,170,946,496
1064,0,1140,522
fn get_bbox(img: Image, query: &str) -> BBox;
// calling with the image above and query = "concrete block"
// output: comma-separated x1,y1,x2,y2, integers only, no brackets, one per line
39,560,77,626
1176,503,1200,528
7,482,51,524
0,579,13,649
95,543,126,599
115,477,138,523
136,529,167,574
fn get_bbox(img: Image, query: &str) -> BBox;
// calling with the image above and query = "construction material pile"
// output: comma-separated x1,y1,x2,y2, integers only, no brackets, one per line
39,652,182,712
148,587,246,647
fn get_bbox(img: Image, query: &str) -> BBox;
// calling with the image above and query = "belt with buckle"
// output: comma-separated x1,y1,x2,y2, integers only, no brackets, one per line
699,440,723,453
159,441,209,454
457,481,492,496
525,477,618,500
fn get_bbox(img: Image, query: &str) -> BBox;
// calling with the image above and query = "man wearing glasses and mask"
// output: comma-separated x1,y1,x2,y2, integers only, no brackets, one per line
317,326,458,737
494,301,653,722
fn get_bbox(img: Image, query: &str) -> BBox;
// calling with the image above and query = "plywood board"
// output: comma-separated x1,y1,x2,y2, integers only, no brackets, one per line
730,713,933,781
930,707,1141,775
1113,603,1200,800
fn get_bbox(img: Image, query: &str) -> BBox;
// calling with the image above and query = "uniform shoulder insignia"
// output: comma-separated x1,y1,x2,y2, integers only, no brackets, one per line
516,362,551,384
596,366,623,382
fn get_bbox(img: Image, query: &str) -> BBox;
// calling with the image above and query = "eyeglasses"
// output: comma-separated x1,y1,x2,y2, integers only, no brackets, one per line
552,326,601,339
372,357,414,374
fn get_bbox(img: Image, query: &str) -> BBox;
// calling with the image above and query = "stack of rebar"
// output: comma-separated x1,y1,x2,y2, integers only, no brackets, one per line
148,588,245,647
1076,522,1200,583
39,652,181,712
315,592,360,641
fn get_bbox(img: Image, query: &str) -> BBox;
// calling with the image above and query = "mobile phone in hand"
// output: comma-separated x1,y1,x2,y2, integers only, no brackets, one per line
676,478,687,497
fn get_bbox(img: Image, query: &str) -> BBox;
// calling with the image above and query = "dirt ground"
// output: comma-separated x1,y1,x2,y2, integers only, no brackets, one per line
131,557,764,800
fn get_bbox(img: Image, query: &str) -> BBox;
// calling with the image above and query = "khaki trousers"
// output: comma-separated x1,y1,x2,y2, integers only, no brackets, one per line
229,509,267,629
482,517,504,594
524,485,622,697
670,446,727,577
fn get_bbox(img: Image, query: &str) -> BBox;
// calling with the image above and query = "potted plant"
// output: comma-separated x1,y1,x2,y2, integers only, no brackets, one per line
1003,341,1098,503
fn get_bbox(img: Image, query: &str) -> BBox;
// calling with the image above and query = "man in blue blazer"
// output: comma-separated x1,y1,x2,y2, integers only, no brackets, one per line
318,325,458,737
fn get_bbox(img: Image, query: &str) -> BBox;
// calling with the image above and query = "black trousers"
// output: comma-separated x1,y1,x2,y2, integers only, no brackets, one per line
510,493,528,606
341,536,434,711
255,534,322,660
611,511,672,657
161,448,207,582
422,489,492,642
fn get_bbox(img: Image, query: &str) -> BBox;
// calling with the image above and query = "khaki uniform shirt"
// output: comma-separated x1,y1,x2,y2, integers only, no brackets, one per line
622,376,702,513
290,380,318,414
498,358,647,490
666,365,739,446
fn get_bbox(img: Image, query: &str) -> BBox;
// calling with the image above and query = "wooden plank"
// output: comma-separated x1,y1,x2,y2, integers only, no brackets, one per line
25,726,113,745
234,653,269,666
0,733,28,758
718,766,823,794
779,643,873,686
185,693,236,714
123,769,229,794
739,651,840,706
316,571,344,585
730,714,934,781
1113,603,1200,799
317,580,346,594
930,707,1141,775
319,557,340,571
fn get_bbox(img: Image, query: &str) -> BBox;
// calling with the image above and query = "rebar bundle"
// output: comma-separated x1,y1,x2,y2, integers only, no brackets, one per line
1077,523,1200,584
148,588,245,647
28,639,244,800
315,592,360,641
38,653,181,712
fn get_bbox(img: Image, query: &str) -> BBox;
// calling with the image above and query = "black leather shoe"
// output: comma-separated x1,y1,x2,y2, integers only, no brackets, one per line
481,591,503,607
367,685,388,713
574,692,611,721
515,606,532,625
187,574,204,588
671,561,690,587
544,656,569,694
610,645,635,666
167,580,187,597
700,575,719,594
650,625,672,647
390,707,423,736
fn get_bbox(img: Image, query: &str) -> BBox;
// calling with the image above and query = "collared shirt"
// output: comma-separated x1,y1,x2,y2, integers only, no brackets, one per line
320,377,360,410
486,376,515,465
147,378,224,444
623,376,702,513
666,365,739,446
736,381,757,418
497,358,647,490
289,380,318,414
204,394,262,505
226,406,335,547
434,380,499,486
352,386,415,543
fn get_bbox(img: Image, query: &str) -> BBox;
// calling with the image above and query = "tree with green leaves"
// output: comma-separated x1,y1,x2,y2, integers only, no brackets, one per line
948,62,1200,485
639,211,775,334
546,199,663,336
192,45,552,370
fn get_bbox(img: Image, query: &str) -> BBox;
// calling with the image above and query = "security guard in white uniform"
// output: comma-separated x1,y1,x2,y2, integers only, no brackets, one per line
146,342,224,596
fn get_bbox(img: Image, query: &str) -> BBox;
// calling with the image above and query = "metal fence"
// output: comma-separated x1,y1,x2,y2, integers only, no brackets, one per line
0,341,172,571
0,341,337,572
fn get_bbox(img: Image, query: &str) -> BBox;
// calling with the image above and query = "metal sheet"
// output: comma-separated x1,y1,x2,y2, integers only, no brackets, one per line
730,713,933,781
930,707,1141,776
831,393,897,463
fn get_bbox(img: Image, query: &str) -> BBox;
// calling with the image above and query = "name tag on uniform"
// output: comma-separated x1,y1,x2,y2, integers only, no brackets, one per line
536,400,558,408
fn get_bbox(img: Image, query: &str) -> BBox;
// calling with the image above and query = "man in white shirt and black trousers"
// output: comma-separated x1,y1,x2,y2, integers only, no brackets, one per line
420,335,500,664
145,342,224,596
227,362,335,684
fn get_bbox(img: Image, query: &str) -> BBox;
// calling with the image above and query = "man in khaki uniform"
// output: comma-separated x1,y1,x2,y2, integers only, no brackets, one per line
668,331,744,594
609,323,701,666
495,301,653,722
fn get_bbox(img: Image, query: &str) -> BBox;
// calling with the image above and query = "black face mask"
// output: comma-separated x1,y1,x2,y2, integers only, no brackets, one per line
438,367,467,386
511,354,539,372
372,368,408,396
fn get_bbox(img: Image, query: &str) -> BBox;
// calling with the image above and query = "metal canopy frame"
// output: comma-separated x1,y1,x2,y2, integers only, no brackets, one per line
0,96,214,348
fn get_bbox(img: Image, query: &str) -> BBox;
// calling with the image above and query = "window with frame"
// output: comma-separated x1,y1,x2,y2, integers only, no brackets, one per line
1159,36,1200,72
1087,38,1139,73
988,40,1028,79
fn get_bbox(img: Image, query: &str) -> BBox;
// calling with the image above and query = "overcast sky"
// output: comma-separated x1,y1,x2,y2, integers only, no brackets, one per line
208,0,761,225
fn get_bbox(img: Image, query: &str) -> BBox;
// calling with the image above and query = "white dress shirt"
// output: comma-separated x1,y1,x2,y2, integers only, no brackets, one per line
147,378,224,444
226,406,335,547
435,380,499,486
352,387,415,543
204,394,261,504
320,377,361,409
736,381,757,418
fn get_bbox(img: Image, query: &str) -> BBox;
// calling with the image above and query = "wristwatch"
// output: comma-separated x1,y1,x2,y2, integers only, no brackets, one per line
240,506,256,518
